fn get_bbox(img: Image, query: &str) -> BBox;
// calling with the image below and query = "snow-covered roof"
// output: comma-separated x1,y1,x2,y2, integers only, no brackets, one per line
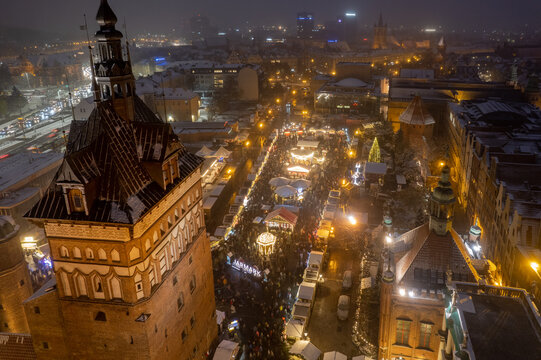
334,77,367,88
289,340,321,360
275,185,297,198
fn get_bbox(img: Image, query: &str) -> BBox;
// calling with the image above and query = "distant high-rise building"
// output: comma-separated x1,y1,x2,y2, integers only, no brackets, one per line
190,15,211,41
343,11,359,45
0,216,33,334
23,1,217,359
372,12,388,49
296,12,314,39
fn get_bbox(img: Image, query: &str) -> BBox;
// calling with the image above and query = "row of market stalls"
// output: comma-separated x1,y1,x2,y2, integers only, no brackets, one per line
289,342,370,360
285,251,324,340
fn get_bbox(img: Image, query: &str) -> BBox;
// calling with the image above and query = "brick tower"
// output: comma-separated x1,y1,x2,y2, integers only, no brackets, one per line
23,1,217,358
0,216,33,333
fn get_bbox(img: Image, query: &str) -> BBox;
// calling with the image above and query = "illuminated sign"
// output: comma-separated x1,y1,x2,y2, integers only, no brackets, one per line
232,259,262,277
345,12,356,17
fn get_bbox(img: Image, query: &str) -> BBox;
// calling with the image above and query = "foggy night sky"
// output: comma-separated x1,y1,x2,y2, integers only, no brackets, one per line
2,0,540,36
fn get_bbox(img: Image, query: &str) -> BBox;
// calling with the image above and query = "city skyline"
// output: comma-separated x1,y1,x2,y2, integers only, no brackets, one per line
2,0,541,36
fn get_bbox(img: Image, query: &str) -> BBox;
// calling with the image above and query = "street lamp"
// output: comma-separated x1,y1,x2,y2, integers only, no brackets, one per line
348,215,357,225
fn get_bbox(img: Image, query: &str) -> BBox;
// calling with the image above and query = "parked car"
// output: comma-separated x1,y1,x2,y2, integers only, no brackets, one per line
342,270,352,290
337,295,350,320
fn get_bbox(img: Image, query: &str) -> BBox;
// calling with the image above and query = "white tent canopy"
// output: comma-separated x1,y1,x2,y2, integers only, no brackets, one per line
269,177,291,187
289,340,321,360
324,351,347,360
285,318,305,339
213,340,239,360
214,146,232,158
275,185,297,198
290,179,311,190
297,281,316,301
196,145,215,157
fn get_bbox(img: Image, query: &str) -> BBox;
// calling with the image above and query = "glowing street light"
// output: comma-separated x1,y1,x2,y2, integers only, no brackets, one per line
399,288,406,296
439,161,445,167
348,215,357,225
258,122,264,128
245,140,251,147
275,98,281,104
385,235,393,244
531,262,540,272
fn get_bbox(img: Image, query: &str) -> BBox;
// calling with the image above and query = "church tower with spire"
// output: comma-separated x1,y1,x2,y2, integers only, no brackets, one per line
372,12,388,50
429,166,455,235
23,1,217,358
93,0,135,122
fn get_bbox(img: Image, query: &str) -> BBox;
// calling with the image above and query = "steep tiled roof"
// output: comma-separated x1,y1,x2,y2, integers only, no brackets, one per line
395,225,479,287
0,333,36,360
265,207,298,226
399,96,435,125
26,99,202,224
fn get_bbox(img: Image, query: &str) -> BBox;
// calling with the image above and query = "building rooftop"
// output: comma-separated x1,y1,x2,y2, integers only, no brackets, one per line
449,99,541,219
0,152,63,193
447,282,541,360
0,332,36,360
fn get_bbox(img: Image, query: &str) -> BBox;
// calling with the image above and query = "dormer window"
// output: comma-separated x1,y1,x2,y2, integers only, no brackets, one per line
61,185,88,215
69,189,85,212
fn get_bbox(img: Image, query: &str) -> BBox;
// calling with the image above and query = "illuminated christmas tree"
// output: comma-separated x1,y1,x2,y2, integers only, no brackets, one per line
368,137,382,163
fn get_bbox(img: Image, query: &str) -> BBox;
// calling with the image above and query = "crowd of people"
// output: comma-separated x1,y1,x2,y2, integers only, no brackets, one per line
213,131,350,359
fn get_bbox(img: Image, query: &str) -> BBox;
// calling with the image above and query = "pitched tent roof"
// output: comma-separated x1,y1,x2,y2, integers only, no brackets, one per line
213,146,232,158
395,224,479,286
269,177,290,187
265,207,298,226
275,185,297,198
399,96,435,125
196,145,215,157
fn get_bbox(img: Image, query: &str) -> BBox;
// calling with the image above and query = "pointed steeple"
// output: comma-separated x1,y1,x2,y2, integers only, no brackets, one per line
378,12,384,27
93,0,136,122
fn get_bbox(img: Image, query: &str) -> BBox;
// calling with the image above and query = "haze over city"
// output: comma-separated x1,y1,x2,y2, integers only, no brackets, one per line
0,0,540,359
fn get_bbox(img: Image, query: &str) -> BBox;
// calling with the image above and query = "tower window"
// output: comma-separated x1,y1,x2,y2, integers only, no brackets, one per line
189,275,196,293
95,311,107,321
113,84,123,98
34,306,40,314
42,342,49,349
419,322,433,349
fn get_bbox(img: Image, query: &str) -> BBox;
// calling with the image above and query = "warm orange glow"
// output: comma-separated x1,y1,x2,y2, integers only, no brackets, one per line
331,71,336,76
245,141,250,147
258,123,263,128
532,262,540,272
275,98,281,104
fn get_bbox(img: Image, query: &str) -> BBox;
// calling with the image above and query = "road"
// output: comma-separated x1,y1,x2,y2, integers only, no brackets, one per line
307,246,361,357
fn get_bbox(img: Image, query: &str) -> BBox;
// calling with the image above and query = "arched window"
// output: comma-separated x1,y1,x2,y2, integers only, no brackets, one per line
110,277,122,299
113,83,123,98
103,85,111,99
111,249,120,262
145,239,151,251
129,247,140,261
60,272,71,297
135,273,144,299
98,248,107,261
85,248,94,260
153,231,158,242
60,246,69,258
174,208,179,221
73,247,81,259
75,274,87,297
93,276,104,299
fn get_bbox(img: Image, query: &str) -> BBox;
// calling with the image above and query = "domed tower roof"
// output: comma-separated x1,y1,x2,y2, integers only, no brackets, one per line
431,166,455,204
96,0,117,27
